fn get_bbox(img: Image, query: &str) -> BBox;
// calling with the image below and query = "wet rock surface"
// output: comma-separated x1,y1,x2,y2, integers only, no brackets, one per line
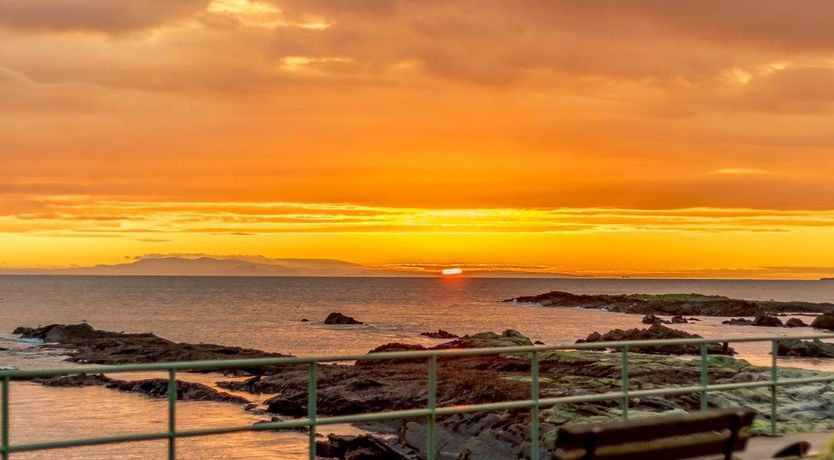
35,374,250,404
505,291,834,317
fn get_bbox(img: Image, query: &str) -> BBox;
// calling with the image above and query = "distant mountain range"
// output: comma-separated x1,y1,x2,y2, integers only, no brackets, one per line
0,255,584,278
0,256,401,277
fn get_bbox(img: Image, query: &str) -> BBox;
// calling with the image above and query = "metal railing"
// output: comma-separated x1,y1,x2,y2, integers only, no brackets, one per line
2,333,834,459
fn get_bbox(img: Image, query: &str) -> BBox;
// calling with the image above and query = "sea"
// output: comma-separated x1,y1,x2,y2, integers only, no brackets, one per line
2,276,834,459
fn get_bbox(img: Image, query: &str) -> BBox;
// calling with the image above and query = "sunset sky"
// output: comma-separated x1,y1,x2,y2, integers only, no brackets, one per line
3,0,834,278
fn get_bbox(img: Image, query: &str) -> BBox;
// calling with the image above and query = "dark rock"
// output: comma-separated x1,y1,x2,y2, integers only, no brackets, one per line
14,323,106,343
669,315,688,324
419,329,459,339
34,373,250,404
35,373,113,387
264,396,307,417
534,340,545,345
315,434,417,460
722,318,754,326
504,291,834,316
721,316,787,327
106,379,251,404
642,314,667,325
753,315,784,327
577,324,734,355
786,318,809,328
812,313,834,331
300,318,310,322
324,312,363,325
777,339,834,358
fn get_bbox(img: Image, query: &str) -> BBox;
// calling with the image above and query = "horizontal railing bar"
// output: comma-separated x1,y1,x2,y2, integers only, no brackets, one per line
5,333,834,379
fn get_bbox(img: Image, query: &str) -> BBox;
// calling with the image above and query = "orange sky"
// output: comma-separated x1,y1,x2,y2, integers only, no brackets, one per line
2,0,834,278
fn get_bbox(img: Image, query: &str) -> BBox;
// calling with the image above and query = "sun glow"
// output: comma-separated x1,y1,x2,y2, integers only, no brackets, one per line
441,268,464,276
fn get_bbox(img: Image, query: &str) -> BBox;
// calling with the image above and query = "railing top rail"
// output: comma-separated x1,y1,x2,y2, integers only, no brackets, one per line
2,332,834,379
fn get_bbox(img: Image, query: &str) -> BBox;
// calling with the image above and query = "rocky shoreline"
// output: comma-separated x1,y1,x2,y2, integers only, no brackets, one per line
504,291,834,317
9,322,834,459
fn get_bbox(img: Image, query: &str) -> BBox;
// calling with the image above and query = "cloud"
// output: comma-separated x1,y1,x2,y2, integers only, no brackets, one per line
712,168,770,175
0,0,209,34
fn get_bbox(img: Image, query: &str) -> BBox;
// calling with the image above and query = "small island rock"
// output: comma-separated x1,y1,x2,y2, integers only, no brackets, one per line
324,312,363,325
420,329,459,339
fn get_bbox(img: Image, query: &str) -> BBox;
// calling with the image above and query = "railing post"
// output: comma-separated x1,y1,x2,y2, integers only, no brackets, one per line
530,350,540,460
308,362,318,460
427,355,437,460
771,339,779,436
167,369,176,460
621,345,629,420
1,377,8,460
700,342,708,411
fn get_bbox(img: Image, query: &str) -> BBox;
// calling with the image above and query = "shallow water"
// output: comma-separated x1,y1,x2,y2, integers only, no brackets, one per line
2,275,834,458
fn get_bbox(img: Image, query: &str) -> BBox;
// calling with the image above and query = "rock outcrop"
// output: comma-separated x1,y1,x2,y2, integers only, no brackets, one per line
723,318,754,326
777,339,834,358
316,434,418,460
642,314,667,325
577,324,734,355
324,312,363,325
722,316,807,328
752,315,785,327
786,318,809,328
504,291,834,316
812,313,834,331
13,323,286,371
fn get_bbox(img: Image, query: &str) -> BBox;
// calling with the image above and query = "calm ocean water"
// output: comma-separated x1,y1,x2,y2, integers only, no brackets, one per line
2,276,834,459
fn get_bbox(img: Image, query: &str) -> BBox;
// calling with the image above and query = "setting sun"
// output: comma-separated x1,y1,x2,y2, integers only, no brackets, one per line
441,268,464,276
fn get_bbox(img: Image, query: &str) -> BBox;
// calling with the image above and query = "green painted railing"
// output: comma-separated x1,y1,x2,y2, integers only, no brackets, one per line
2,333,834,459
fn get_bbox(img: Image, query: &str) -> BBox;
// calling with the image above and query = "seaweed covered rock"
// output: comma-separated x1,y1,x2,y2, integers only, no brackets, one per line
436,330,532,349
577,324,734,355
